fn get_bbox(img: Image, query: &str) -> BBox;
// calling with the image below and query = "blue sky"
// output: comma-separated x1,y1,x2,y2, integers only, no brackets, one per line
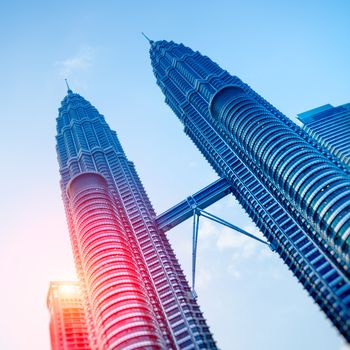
0,1,350,349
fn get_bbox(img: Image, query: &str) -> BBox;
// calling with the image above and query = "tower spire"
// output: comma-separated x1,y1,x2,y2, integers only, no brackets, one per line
65,78,72,94
141,32,154,45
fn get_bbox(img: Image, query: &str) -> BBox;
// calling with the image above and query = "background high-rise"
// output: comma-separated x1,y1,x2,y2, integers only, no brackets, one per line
298,103,350,168
47,281,91,350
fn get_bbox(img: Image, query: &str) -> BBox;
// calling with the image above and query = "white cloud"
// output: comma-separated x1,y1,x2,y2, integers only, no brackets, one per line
217,226,259,258
226,195,240,208
199,219,218,239
196,268,212,289
195,220,218,251
214,223,275,279
227,259,241,279
258,245,275,260
56,46,94,77
191,214,273,280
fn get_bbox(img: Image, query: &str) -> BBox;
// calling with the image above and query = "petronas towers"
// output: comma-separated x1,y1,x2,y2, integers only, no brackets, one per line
49,39,350,349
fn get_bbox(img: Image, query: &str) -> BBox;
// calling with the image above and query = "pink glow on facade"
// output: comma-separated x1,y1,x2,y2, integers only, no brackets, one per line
66,172,168,349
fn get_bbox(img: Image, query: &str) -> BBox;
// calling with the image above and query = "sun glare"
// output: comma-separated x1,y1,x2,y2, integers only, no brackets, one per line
58,284,79,296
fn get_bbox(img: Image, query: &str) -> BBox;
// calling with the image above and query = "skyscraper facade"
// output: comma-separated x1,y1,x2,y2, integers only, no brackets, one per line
298,103,350,168
47,281,91,350
56,86,217,349
148,39,350,341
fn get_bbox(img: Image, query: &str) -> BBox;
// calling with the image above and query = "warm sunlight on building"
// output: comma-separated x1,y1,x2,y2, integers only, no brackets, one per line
47,281,91,350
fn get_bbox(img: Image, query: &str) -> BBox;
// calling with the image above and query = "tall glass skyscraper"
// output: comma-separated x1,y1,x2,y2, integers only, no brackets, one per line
47,281,91,350
147,39,350,341
55,86,217,349
298,103,350,168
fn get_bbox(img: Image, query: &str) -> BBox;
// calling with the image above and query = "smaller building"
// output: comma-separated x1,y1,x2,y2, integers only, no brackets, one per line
47,281,91,350
298,102,350,167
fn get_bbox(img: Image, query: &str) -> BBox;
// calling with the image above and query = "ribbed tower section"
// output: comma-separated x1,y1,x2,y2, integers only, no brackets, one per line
67,173,166,349
56,88,217,349
148,39,350,341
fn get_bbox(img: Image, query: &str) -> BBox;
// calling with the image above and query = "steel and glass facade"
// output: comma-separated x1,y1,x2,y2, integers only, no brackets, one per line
47,281,91,350
298,103,350,168
148,39,350,341
56,88,217,349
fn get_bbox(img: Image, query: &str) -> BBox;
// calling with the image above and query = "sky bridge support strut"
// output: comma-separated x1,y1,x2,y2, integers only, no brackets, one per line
190,206,274,298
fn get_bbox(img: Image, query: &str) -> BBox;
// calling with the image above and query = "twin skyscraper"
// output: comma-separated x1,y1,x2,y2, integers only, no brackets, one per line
47,39,350,349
